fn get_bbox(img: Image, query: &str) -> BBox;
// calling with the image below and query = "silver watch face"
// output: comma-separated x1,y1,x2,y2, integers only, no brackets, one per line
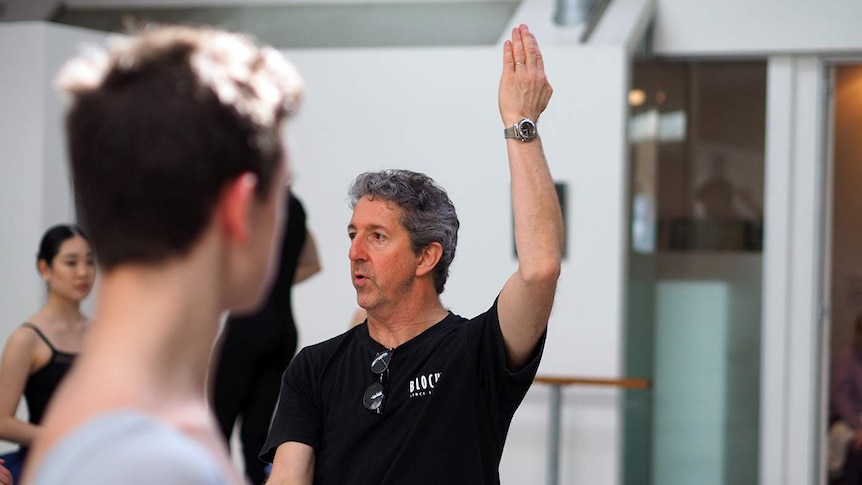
517,118,537,141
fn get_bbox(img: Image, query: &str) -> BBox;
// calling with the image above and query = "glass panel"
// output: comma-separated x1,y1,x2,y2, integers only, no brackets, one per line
623,61,766,485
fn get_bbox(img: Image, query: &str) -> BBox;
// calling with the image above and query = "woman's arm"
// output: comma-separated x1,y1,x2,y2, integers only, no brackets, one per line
293,230,321,285
0,328,41,445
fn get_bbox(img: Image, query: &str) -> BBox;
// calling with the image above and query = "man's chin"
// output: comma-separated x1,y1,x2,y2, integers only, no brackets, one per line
355,295,376,311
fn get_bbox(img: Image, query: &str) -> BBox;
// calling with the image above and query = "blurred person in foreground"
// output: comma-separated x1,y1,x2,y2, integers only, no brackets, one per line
23,25,304,485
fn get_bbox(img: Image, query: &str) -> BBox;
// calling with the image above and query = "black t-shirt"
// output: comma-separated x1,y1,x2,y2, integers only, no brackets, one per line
261,300,545,485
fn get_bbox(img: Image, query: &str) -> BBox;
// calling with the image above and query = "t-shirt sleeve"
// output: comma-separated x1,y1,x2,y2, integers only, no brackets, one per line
466,297,546,416
260,347,322,463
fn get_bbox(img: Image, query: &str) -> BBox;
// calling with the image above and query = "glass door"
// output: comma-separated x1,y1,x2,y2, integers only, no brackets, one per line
623,61,767,485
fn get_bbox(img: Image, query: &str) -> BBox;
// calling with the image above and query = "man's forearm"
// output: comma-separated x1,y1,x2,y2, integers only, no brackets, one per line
494,24,562,368
268,442,315,485
509,139,563,279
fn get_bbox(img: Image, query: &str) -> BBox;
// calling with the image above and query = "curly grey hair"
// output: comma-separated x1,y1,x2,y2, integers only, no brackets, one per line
349,170,459,294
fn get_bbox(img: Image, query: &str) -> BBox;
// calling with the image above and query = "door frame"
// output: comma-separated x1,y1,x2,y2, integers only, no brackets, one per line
760,55,862,485
760,55,828,485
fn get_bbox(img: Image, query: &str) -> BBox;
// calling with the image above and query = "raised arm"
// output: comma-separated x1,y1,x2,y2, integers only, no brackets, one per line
267,442,315,485
496,24,563,370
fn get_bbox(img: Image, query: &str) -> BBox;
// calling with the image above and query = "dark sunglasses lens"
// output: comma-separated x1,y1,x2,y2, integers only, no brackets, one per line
371,350,392,374
363,382,385,411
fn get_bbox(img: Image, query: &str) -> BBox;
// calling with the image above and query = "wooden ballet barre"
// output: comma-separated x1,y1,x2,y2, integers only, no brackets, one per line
534,375,651,389
535,375,650,485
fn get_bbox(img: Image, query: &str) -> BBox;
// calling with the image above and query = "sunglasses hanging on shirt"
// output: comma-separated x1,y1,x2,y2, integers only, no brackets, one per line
363,349,393,414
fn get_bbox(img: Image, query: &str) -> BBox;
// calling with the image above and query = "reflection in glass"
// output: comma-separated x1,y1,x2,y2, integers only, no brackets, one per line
623,61,766,485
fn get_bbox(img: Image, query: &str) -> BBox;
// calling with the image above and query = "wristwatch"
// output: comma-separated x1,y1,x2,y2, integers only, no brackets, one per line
504,118,538,142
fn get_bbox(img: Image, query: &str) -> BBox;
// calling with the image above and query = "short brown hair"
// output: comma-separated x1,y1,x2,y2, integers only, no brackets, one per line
57,26,303,270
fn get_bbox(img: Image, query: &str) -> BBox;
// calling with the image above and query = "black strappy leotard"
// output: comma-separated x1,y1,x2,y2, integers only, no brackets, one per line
20,323,77,426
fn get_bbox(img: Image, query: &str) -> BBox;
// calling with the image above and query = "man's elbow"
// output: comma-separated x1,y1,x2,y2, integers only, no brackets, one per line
521,257,561,285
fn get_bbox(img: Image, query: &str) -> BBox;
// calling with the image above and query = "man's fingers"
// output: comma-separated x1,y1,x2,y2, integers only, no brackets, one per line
503,40,515,72
512,26,526,67
531,33,545,73
522,25,539,71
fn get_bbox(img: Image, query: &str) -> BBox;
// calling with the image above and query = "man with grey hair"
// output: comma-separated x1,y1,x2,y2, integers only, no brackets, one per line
262,23,563,485
23,25,303,485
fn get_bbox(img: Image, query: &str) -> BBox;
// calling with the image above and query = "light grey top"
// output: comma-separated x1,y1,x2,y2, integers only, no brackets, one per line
30,411,229,485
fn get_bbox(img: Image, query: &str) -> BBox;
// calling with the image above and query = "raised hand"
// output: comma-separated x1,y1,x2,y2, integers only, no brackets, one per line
499,24,553,127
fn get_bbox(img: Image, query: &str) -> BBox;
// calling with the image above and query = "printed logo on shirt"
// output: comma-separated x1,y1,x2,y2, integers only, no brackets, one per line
408,372,442,398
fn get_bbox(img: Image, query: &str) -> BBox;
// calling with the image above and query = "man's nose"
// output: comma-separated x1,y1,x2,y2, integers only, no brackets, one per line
349,237,366,261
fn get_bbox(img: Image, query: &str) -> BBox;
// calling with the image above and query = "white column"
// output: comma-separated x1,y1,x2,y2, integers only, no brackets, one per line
761,55,826,485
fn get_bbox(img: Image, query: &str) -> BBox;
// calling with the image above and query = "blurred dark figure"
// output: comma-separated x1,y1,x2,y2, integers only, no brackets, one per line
830,312,862,484
695,152,762,222
211,191,320,485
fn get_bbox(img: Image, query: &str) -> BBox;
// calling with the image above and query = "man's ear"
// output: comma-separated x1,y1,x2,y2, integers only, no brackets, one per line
415,242,443,278
219,173,258,244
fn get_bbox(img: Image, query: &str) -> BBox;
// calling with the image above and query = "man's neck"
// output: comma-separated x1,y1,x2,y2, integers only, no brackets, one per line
366,296,449,349
87,265,222,398
60,233,230,418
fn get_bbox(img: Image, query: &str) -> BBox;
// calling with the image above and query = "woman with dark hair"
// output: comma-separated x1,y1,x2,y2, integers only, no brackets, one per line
0,225,96,482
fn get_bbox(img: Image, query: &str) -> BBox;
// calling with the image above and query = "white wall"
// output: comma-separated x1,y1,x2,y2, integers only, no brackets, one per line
0,21,105,453
0,24,48,393
0,21,106,331
653,0,862,56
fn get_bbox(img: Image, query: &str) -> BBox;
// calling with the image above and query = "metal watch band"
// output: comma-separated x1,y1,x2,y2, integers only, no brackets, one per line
503,118,537,142
504,125,519,139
